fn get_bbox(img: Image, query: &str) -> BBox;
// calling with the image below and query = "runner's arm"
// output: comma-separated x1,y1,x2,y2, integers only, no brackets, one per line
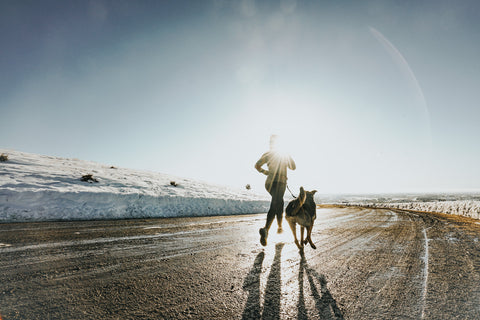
255,154,269,175
288,156,296,170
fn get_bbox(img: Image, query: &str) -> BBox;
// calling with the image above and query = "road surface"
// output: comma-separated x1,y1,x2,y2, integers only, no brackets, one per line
0,207,479,319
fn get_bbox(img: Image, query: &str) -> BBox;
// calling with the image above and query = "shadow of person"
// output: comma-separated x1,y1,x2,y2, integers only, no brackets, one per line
242,243,285,320
242,251,265,320
262,243,284,320
299,252,344,320
297,253,308,320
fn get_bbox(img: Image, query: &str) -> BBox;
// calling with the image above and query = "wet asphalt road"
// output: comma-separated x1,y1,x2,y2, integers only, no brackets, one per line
0,207,479,319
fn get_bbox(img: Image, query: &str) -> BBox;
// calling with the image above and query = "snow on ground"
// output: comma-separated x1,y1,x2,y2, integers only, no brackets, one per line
365,201,480,220
0,149,270,222
328,193,480,220
2,149,479,223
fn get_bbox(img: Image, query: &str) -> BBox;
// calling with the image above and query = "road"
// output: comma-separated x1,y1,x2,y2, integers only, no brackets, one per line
0,207,479,319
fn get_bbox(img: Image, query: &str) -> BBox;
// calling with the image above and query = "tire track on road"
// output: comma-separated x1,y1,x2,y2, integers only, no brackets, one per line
420,226,431,319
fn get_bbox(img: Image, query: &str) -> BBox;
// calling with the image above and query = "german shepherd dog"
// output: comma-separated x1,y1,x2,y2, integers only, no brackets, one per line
285,187,317,250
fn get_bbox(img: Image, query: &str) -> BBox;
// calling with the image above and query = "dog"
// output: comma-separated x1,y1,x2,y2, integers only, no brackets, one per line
285,187,317,250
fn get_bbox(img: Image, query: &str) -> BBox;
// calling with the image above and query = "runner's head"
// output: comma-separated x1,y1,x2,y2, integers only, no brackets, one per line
270,134,279,150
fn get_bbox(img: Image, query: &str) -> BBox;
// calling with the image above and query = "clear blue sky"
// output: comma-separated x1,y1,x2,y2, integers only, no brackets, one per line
1,0,480,194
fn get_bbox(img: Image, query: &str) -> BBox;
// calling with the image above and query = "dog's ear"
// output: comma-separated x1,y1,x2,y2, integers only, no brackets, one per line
298,186,306,206
299,187,306,198
310,190,317,195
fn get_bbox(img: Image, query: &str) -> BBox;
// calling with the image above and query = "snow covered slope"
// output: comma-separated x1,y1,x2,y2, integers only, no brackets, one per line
0,150,269,222
373,201,480,219
331,194,480,220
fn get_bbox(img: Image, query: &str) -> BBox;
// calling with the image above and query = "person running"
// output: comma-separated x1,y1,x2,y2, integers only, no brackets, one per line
255,135,296,246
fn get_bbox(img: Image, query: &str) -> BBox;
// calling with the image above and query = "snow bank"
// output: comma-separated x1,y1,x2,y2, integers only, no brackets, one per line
368,201,480,220
0,150,269,222
333,193,480,220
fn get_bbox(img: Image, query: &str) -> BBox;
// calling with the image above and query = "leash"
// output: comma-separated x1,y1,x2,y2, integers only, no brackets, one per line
286,183,297,199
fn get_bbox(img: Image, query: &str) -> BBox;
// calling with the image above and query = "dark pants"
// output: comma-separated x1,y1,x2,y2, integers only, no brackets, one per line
265,181,286,231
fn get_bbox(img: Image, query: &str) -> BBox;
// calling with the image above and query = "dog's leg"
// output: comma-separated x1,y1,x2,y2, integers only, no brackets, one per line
303,225,310,245
287,220,302,250
306,225,316,249
300,227,305,249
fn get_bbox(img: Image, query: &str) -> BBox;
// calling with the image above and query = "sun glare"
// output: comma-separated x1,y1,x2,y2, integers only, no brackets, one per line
261,227,309,266
270,228,294,244
270,133,298,158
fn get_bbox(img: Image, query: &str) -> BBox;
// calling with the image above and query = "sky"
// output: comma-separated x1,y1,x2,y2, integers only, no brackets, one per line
1,0,480,195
